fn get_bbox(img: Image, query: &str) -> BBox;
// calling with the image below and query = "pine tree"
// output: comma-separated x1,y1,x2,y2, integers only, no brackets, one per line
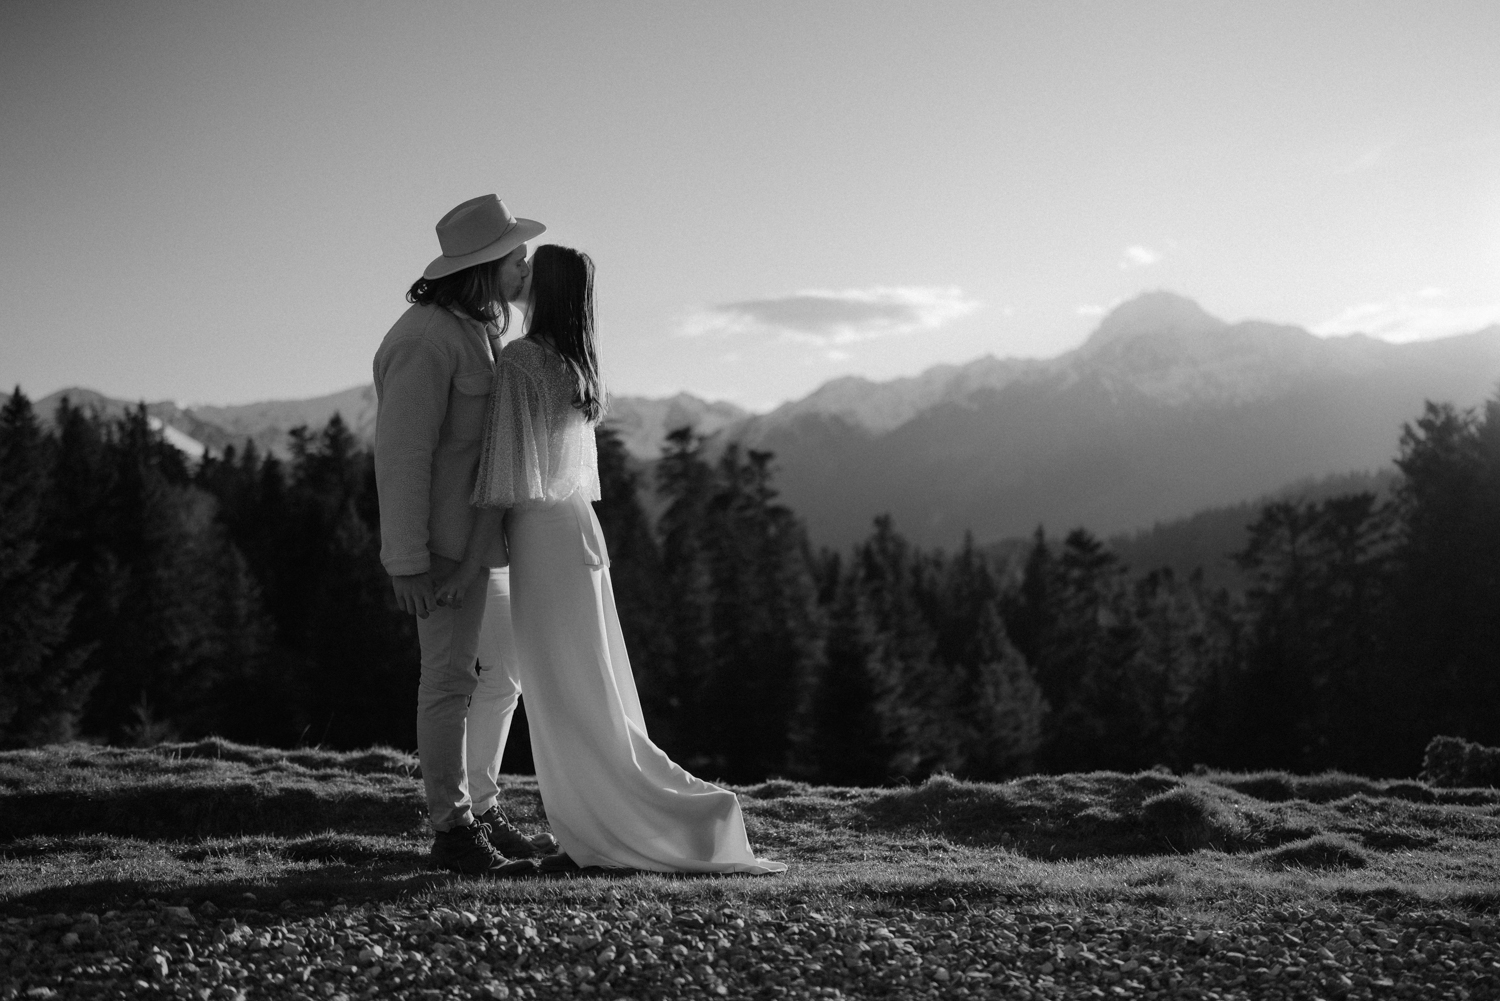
1125,568,1233,770
1308,492,1396,767
699,444,759,776
1230,494,1396,771
851,516,942,777
1389,397,1500,751
652,434,827,780
1003,527,1056,680
0,390,93,745
41,398,119,698
930,535,1046,779
193,530,277,741
653,426,716,761
1026,529,1142,771
291,415,418,749
69,406,258,742
703,447,824,781
795,572,901,784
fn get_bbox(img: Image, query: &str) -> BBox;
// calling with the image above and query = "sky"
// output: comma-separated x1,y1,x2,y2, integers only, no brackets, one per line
2,1,1498,412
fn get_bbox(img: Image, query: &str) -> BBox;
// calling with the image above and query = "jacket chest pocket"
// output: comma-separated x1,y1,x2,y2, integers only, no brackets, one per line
447,370,494,442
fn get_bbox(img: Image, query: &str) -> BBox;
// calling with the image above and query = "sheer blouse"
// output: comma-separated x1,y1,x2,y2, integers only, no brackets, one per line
472,337,601,509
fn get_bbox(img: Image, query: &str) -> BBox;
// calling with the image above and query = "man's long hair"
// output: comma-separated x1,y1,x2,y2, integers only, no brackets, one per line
527,245,605,422
407,257,511,335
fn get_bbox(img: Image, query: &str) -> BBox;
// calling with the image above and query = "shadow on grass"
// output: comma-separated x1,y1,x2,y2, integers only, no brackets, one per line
3,854,741,915
3,867,455,915
0,786,427,840
0,740,545,842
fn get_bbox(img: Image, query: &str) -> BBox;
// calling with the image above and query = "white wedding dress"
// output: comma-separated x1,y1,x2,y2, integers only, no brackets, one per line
472,337,784,875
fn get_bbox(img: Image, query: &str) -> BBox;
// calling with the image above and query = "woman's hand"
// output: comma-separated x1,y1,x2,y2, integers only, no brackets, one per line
432,556,483,609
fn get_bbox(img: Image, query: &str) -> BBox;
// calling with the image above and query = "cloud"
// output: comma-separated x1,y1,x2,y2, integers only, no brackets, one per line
1312,290,1500,342
1338,142,1393,175
1118,245,1161,270
682,286,982,347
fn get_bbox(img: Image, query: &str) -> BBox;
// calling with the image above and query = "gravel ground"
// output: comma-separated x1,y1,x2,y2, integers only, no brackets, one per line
3,890,1496,1001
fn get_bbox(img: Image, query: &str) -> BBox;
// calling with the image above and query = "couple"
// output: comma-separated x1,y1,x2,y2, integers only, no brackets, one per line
372,194,784,878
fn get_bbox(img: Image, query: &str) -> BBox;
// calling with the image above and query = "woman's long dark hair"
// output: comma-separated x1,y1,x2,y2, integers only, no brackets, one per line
406,257,511,335
527,244,605,422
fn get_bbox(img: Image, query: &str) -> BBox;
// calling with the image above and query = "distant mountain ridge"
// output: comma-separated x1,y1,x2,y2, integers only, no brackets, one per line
602,393,748,461
34,384,376,460
33,383,739,467
28,291,1500,548
721,291,1500,546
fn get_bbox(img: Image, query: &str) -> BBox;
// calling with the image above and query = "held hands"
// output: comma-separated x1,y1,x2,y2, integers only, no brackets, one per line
395,513,506,616
391,555,481,618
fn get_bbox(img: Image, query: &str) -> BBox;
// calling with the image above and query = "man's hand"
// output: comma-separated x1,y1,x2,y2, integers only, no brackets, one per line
391,572,438,619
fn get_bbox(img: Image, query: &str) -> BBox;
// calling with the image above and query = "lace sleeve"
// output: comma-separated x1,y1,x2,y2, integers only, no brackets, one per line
472,357,550,508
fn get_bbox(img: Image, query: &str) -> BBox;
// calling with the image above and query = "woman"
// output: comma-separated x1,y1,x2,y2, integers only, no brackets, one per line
438,244,784,875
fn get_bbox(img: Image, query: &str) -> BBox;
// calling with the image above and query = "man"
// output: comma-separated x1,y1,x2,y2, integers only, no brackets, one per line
373,193,555,874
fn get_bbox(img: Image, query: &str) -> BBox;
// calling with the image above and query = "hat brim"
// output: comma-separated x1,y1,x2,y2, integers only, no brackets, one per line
422,218,547,280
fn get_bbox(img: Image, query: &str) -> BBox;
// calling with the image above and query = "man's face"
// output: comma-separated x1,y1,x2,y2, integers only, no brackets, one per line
498,244,530,303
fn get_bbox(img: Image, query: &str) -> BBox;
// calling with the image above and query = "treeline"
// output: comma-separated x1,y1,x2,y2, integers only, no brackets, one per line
2,388,1497,782
0,395,414,749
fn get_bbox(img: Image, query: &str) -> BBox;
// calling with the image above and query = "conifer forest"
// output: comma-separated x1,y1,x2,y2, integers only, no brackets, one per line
2,388,1497,782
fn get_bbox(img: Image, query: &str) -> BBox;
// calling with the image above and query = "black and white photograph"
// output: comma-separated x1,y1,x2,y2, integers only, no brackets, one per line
2,3,1498,1000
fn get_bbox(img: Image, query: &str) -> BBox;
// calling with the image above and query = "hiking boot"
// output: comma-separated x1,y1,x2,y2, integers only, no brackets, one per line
475,805,558,859
430,821,509,876
495,858,541,879
539,851,581,875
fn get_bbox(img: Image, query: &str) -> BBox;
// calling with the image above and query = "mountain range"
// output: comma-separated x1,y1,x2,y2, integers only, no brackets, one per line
31,291,1500,549
723,292,1500,547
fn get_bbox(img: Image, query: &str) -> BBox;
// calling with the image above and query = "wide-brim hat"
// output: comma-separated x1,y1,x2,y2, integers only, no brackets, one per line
423,194,545,280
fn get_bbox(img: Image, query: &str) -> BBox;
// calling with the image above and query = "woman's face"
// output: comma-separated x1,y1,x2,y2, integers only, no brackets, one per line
498,244,530,304
518,259,534,308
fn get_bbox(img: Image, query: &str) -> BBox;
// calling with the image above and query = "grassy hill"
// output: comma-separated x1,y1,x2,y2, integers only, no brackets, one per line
1105,468,1400,592
2,740,1498,999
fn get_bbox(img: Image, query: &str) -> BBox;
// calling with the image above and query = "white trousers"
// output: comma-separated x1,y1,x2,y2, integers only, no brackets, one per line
467,566,523,819
414,566,523,832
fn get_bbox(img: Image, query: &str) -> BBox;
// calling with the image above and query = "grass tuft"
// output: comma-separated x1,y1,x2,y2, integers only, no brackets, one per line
145,737,420,776
858,774,1027,847
1140,784,1247,851
1212,771,1297,802
1255,833,1371,871
745,779,809,800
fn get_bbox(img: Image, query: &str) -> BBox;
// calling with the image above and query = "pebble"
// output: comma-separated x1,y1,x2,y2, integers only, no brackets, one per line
0,896,1495,1000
